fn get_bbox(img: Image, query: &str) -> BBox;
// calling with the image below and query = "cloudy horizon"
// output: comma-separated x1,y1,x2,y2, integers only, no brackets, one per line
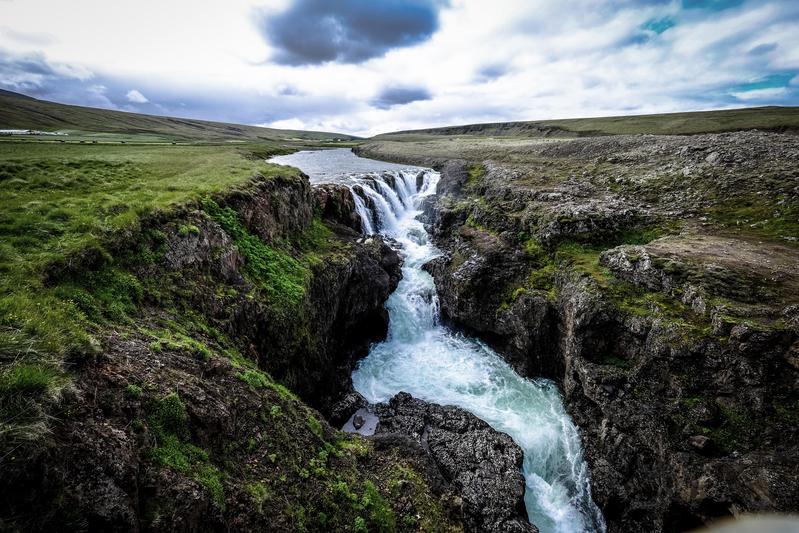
1,0,798,137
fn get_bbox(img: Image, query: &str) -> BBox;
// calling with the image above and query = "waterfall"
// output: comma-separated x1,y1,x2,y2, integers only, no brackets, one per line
349,188,374,235
394,171,415,209
269,149,605,533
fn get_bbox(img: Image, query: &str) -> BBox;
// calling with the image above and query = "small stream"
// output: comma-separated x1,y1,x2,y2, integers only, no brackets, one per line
270,149,605,533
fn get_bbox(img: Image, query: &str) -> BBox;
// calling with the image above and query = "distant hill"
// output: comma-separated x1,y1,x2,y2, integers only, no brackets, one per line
0,89,358,143
376,106,799,139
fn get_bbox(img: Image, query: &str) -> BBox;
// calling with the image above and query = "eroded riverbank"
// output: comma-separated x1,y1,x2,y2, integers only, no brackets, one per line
271,148,605,533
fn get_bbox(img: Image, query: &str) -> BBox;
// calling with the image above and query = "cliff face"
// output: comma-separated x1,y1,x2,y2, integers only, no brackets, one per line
0,172,469,532
358,132,799,532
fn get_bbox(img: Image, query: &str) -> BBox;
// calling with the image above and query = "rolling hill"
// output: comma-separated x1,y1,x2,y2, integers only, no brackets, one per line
375,106,799,140
0,89,358,143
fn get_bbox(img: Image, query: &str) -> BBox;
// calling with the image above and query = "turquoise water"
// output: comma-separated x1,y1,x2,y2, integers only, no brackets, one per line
271,149,605,533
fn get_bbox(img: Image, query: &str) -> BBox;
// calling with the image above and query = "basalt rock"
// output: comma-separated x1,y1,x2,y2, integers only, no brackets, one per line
365,131,799,532
0,173,421,533
375,392,538,533
313,182,362,232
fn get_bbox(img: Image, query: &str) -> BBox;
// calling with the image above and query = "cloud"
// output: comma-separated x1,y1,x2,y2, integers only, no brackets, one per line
0,49,90,95
125,89,148,103
370,86,432,109
267,117,307,130
748,42,778,55
256,0,445,65
1,0,798,137
476,63,509,81
0,26,56,46
729,87,789,100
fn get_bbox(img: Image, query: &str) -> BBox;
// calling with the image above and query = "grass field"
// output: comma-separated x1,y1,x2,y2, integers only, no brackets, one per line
376,106,799,139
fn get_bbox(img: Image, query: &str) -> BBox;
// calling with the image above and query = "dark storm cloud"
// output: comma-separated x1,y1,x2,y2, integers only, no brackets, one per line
257,0,446,65
0,51,95,100
370,86,432,109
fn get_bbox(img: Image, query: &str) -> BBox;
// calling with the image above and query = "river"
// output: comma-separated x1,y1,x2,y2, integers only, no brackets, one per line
270,148,605,533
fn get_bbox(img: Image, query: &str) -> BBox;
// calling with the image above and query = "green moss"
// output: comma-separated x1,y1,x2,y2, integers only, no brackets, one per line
708,405,756,454
387,464,447,532
307,415,323,439
554,241,613,285
245,481,272,513
195,464,225,508
528,263,556,294
56,266,144,323
773,399,799,425
202,198,310,311
600,355,631,369
125,383,143,399
681,396,702,409
177,223,200,237
147,392,226,508
466,164,485,186
707,192,799,242
237,368,272,389
360,481,396,533
148,392,189,440
142,328,212,360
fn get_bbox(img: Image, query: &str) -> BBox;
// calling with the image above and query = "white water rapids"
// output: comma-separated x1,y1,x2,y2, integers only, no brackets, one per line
270,149,605,533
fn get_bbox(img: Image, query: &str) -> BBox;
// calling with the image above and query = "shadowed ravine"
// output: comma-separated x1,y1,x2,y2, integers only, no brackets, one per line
271,149,606,533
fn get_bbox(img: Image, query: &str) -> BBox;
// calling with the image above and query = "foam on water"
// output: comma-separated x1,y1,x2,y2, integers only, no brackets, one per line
270,149,605,533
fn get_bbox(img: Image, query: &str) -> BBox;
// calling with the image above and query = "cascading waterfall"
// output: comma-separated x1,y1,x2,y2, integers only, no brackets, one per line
350,191,374,235
348,169,605,533
269,149,605,533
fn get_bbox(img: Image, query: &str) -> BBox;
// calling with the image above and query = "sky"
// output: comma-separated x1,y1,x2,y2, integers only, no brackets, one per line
0,0,798,136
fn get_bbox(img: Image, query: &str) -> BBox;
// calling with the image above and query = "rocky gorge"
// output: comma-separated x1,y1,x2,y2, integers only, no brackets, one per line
1,158,542,532
2,125,797,533
355,130,799,532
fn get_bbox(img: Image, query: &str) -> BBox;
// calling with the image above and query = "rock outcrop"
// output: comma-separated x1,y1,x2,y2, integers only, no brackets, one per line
0,173,460,533
357,131,799,532
375,393,537,533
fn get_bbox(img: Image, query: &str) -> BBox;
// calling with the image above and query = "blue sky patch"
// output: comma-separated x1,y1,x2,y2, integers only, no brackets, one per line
731,72,796,92
682,0,745,11
643,17,675,34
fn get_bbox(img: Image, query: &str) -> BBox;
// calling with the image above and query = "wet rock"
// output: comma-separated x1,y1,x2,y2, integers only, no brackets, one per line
375,392,538,533
314,183,362,231
328,391,368,426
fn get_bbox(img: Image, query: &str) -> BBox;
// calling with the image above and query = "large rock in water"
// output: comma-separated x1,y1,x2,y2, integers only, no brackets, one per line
375,392,538,533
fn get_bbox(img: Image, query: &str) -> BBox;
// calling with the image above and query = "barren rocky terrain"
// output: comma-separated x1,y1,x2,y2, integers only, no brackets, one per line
356,129,799,532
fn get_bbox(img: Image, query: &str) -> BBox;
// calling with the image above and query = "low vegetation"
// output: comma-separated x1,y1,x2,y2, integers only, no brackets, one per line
377,106,799,139
0,137,315,450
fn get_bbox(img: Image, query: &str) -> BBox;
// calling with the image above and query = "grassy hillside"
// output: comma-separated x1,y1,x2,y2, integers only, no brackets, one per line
0,141,301,363
0,90,359,453
376,106,799,139
0,89,358,144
